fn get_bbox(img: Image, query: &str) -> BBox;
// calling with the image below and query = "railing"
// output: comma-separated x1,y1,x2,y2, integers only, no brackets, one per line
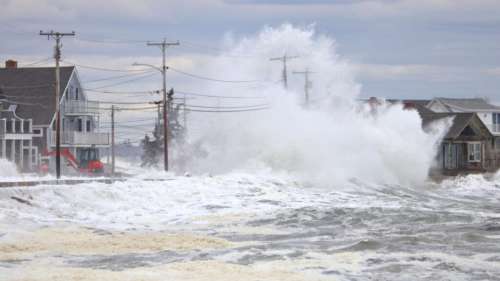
51,131,109,146
62,100,99,115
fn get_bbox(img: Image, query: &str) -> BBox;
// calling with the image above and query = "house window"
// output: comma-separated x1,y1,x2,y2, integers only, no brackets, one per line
493,113,500,124
78,119,83,132
86,120,91,132
75,88,79,100
468,142,481,162
496,138,500,151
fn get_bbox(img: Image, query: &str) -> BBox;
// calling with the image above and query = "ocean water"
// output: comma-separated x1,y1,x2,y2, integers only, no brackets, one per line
0,169,499,281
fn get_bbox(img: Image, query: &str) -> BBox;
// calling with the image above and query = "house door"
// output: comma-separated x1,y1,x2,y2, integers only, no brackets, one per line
443,143,458,169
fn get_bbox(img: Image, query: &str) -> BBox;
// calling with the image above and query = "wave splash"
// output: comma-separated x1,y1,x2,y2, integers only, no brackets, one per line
179,24,446,186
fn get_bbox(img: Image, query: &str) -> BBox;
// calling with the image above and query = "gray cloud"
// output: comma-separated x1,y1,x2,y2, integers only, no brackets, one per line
0,0,499,103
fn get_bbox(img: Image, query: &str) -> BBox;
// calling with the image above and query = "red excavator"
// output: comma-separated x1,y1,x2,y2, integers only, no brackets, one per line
41,147,104,175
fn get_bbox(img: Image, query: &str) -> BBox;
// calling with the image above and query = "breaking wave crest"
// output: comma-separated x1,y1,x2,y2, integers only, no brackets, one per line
179,24,447,186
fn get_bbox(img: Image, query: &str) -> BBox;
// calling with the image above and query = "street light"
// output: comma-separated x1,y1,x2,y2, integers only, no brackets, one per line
132,62,170,171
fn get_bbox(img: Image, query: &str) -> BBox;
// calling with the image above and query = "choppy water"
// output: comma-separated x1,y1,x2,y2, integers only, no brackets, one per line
0,171,499,281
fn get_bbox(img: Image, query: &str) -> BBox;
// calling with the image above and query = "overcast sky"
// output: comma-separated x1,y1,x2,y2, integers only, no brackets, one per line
1,0,499,104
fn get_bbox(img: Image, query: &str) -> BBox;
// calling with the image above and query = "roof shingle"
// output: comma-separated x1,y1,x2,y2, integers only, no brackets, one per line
0,66,74,125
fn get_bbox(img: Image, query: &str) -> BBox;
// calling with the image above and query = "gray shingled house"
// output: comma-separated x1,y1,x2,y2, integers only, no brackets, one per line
421,112,497,175
367,97,500,175
0,60,109,173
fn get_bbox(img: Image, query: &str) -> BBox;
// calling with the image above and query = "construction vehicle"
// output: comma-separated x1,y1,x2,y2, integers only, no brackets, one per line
41,147,104,175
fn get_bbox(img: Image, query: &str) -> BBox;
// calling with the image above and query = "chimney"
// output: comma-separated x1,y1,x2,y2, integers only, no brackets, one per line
5,60,18,69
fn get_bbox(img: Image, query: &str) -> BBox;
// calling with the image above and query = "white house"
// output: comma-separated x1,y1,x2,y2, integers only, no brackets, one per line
0,60,109,173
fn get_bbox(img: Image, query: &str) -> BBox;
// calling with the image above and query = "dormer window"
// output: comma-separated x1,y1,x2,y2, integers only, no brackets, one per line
493,113,500,125
75,88,79,100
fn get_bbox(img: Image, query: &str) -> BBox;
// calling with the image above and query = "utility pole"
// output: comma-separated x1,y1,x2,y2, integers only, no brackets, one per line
40,30,75,179
183,93,187,134
270,54,299,90
147,39,179,172
293,68,314,107
111,105,115,177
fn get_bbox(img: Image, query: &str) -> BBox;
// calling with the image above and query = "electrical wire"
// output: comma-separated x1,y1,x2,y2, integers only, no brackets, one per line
87,106,158,111
95,100,158,105
62,60,150,73
75,37,149,45
1,84,53,89
101,118,157,124
85,72,158,90
181,41,259,59
175,90,266,99
184,107,269,113
82,70,156,83
168,66,261,83
178,103,269,109
0,98,49,108
84,89,160,94
20,57,53,67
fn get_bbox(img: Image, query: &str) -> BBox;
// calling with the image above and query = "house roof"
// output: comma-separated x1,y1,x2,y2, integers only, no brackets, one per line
0,66,75,125
433,97,500,112
420,112,474,139
420,111,494,139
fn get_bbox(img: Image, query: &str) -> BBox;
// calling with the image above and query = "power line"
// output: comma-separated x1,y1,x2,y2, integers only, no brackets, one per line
176,90,266,100
82,70,156,83
181,41,259,59
184,107,269,113
85,72,158,90
95,100,157,105
168,66,261,83
101,118,157,124
180,103,269,109
75,37,149,45
62,60,150,72
84,89,160,94
20,57,53,67
88,106,159,111
0,98,49,108
1,84,53,89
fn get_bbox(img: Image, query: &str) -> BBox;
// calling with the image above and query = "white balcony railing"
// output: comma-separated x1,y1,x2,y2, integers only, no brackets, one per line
62,100,99,115
51,131,110,146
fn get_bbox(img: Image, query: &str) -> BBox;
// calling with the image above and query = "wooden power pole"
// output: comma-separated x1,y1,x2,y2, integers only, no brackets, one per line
293,68,314,107
147,39,179,171
270,54,299,90
111,105,115,176
40,30,75,179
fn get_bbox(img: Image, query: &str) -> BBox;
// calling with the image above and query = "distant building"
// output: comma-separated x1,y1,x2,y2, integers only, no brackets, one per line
421,112,497,175
366,97,500,175
0,60,109,173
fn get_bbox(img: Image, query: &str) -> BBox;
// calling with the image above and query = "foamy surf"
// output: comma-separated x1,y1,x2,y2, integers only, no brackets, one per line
0,170,499,281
